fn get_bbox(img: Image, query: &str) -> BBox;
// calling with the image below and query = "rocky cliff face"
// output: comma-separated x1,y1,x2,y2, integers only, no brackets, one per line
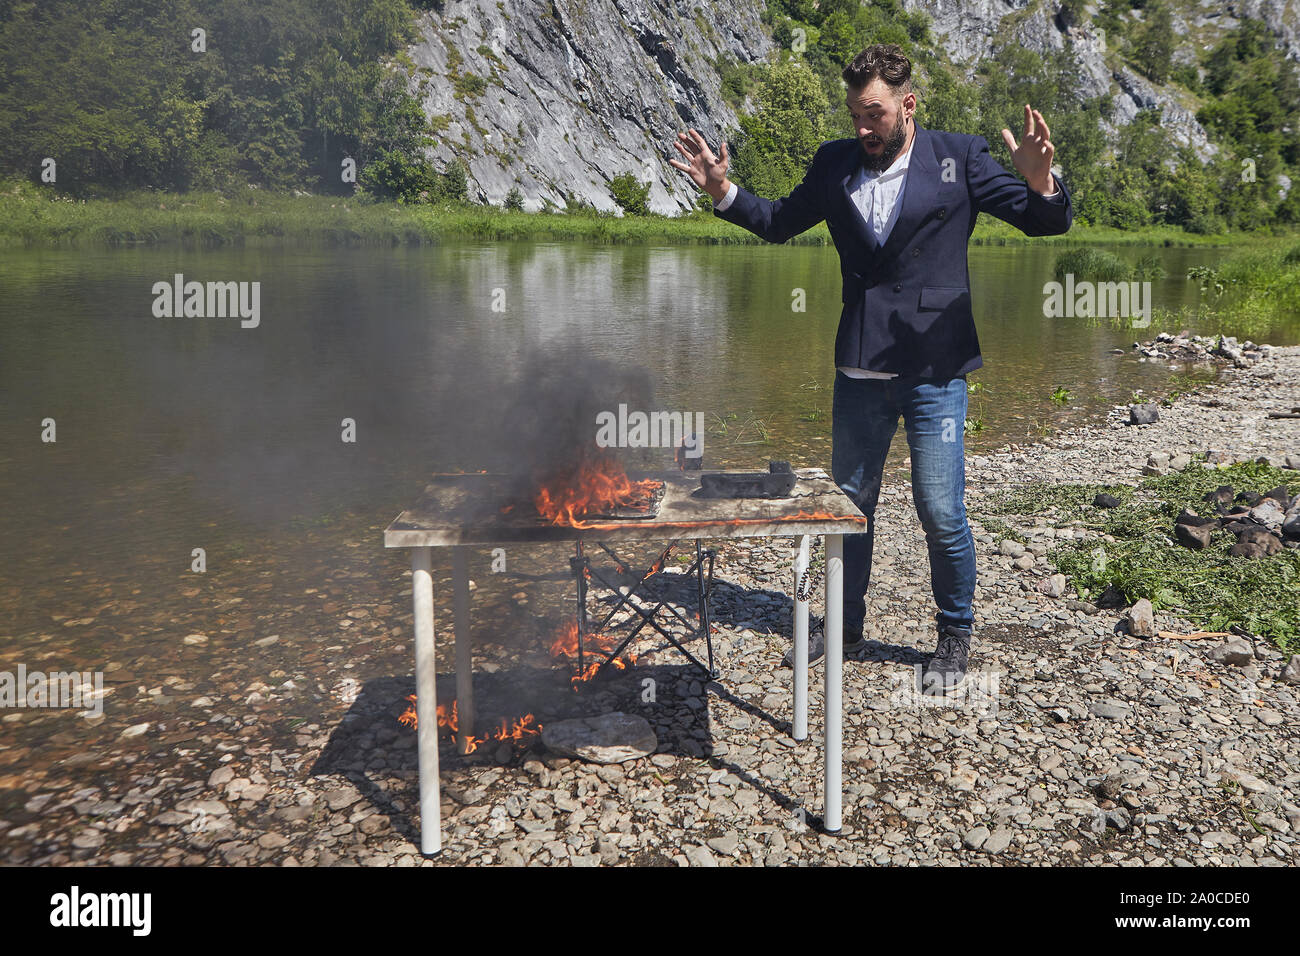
902,0,1296,158
409,0,772,213
409,0,1298,213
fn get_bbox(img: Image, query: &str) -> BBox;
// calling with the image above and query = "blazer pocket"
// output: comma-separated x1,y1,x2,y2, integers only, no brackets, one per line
918,286,969,310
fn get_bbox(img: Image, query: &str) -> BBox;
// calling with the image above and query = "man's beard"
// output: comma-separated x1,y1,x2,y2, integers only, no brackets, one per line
859,113,909,172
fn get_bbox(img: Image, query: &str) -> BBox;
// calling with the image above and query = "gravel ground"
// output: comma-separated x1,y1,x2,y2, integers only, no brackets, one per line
2,343,1298,867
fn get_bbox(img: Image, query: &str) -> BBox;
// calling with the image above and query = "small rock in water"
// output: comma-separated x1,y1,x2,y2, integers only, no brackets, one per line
541,712,658,764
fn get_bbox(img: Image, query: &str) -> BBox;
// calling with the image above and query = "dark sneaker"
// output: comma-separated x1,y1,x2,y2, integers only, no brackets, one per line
781,624,868,668
921,624,971,695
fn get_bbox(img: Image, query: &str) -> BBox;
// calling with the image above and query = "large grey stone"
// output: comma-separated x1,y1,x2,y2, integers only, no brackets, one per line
1037,573,1067,598
1174,522,1213,550
983,828,1013,854
1089,700,1131,720
1128,403,1160,425
1126,598,1155,638
1206,640,1254,666
1249,499,1286,531
542,712,657,764
1282,656,1300,685
1230,527,1281,558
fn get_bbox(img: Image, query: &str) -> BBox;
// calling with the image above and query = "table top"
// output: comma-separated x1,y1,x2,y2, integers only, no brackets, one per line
384,467,867,547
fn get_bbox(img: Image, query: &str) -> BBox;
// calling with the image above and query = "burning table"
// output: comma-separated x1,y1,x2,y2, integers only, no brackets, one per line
384,463,867,856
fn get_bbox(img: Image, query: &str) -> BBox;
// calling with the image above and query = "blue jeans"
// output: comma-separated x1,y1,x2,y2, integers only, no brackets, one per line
830,370,976,637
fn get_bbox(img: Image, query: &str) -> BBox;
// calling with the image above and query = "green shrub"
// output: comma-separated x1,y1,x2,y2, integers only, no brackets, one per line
1053,248,1132,281
439,159,469,202
358,149,439,203
453,72,487,98
610,172,650,216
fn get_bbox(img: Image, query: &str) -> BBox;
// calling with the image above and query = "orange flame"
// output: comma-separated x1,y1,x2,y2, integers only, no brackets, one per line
533,451,662,527
398,695,542,753
641,556,666,583
549,619,638,689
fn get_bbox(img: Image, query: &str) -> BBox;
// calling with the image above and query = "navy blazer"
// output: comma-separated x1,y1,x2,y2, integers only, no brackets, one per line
713,123,1073,378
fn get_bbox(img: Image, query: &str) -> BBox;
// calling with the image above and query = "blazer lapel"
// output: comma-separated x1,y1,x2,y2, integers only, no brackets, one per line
838,150,878,253
875,122,938,263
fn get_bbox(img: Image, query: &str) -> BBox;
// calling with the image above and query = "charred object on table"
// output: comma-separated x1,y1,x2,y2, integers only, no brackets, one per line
676,433,704,471
698,460,798,499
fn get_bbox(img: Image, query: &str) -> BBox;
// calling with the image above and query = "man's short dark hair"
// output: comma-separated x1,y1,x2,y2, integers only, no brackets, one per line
842,44,912,98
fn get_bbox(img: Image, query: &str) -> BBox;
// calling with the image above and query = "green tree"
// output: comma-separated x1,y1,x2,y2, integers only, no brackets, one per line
1132,0,1175,84
915,58,980,136
975,42,1108,224
0,0,438,196
728,60,830,199
1196,18,1300,227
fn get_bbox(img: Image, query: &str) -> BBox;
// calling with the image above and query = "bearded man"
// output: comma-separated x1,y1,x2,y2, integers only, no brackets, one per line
670,43,1073,693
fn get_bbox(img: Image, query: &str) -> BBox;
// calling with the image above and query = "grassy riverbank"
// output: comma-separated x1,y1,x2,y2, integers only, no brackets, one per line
972,457,1300,652
1,177,1276,250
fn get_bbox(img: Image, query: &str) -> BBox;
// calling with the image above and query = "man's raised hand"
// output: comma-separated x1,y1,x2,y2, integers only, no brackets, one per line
1001,104,1057,196
669,129,731,202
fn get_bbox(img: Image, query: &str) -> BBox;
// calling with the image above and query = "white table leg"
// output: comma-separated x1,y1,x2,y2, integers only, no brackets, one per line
451,547,474,756
792,535,810,741
412,547,442,856
823,533,843,834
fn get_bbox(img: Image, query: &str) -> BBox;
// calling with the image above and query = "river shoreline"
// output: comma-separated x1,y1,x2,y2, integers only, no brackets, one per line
0,180,1254,249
